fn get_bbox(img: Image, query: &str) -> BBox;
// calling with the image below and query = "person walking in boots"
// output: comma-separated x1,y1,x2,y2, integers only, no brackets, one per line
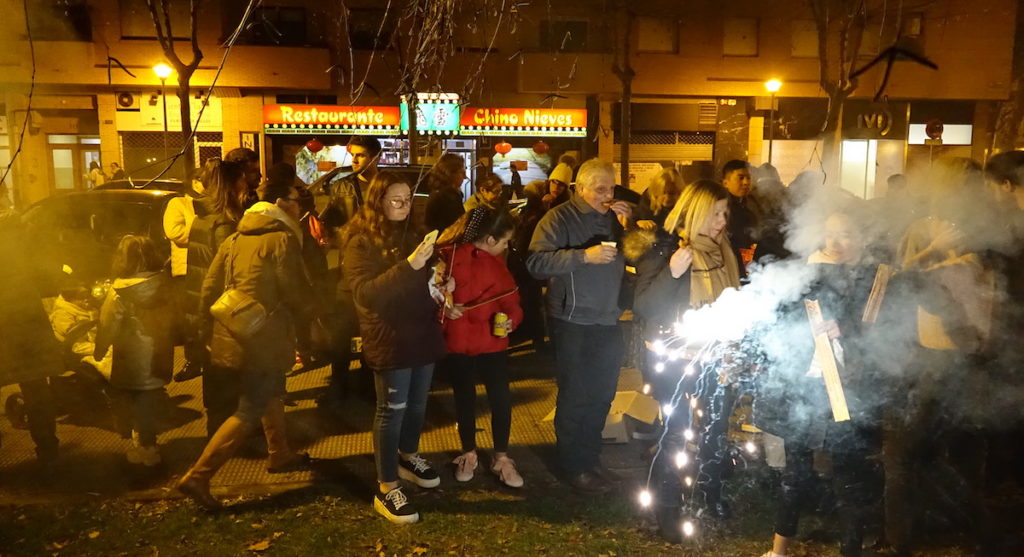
177,181,314,510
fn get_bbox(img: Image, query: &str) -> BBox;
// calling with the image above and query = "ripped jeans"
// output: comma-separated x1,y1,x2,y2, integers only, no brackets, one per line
372,364,435,483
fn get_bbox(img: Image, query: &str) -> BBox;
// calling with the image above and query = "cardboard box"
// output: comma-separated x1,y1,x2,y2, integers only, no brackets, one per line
543,390,660,444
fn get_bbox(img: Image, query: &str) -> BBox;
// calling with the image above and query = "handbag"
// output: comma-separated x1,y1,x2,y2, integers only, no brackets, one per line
209,235,270,340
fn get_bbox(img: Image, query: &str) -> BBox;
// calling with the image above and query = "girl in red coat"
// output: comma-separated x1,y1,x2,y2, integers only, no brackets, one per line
437,207,524,487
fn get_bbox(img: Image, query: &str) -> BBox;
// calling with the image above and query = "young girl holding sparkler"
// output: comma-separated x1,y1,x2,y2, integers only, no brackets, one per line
436,207,525,487
631,180,740,541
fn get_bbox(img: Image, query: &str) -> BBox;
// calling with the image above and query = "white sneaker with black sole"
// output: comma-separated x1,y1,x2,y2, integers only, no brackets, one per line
398,454,441,488
374,487,419,524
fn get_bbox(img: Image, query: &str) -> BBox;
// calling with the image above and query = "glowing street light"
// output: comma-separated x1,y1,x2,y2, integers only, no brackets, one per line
152,63,173,80
764,79,783,165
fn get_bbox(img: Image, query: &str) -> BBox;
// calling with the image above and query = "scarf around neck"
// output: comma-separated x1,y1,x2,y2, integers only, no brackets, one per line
688,233,740,308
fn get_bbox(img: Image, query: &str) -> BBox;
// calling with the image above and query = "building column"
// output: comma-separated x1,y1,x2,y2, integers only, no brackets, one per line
4,92,50,208
97,93,120,170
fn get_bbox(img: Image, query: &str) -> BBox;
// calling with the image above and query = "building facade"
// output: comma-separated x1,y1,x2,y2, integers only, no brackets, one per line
0,0,1016,205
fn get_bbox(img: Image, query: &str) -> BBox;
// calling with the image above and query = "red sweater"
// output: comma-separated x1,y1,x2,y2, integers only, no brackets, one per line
441,243,523,356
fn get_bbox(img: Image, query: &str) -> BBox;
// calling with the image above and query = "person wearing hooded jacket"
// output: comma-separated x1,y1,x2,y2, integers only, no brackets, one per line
177,182,314,511
94,235,175,467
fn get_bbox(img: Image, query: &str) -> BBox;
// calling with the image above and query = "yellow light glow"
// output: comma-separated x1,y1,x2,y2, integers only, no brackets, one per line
765,79,783,93
153,63,173,80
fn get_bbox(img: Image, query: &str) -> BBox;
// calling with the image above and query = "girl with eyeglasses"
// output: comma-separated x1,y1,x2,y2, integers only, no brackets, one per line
340,170,448,524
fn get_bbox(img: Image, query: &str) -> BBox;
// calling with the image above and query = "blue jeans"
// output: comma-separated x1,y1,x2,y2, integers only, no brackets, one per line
550,319,623,476
373,364,435,483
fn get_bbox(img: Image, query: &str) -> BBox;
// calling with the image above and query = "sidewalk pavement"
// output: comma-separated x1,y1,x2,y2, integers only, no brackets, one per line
0,347,650,504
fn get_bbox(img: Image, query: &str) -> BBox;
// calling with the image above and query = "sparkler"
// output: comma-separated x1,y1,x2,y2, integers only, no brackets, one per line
635,301,769,543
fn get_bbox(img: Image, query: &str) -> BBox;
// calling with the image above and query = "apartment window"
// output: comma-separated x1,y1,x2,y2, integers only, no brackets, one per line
903,13,924,38
637,17,677,54
723,17,758,56
26,0,92,41
237,6,308,46
348,8,394,50
120,0,192,39
540,20,589,52
791,20,819,58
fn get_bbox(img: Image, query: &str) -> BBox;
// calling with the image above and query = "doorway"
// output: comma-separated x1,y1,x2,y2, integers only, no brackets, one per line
47,134,101,191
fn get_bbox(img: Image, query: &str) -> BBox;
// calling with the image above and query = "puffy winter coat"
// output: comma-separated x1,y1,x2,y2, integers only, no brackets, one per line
0,209,63,386
200,203,313,374
50,295,97,358
94,271,175,390
440,243,523,356
343,222,446,371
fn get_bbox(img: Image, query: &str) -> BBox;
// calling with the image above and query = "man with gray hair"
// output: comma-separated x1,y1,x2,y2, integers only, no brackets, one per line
527,158,632,493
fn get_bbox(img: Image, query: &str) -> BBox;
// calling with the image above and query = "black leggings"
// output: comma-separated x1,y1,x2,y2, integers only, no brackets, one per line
774,439,877,552
446,352,512,453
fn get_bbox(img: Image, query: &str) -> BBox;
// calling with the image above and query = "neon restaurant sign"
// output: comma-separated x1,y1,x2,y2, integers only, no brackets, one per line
263,105,401,135
459,108,588,137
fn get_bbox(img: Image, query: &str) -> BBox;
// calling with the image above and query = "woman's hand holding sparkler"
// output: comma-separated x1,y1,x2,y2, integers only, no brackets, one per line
669,245,694,278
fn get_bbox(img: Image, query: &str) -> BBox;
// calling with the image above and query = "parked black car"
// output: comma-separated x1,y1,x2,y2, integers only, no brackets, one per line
22,189,181,295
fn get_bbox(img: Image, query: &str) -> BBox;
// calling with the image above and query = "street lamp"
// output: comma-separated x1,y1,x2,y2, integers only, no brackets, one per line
764,79,782,165
153,64,173,162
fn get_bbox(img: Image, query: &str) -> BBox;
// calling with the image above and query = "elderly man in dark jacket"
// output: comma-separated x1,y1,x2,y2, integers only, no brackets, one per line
177,181,314,510
527,158,632,493
0,207,61,465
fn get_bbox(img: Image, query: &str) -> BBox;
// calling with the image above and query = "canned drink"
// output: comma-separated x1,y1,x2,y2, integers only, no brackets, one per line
492,312,510,338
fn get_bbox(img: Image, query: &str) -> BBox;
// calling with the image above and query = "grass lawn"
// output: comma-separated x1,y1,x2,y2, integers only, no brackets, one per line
0,471,990,557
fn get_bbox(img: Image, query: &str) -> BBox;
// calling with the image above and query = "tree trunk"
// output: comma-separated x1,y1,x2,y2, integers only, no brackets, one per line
991,0,1024,154
177,77,195,184
821,96,846,184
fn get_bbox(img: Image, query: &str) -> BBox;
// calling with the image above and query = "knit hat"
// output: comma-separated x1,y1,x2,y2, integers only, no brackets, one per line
549,162,573,185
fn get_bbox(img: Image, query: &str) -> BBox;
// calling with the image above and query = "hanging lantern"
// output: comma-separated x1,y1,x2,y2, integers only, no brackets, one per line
532,140,549,155
305,138,324,153
494,141,512,155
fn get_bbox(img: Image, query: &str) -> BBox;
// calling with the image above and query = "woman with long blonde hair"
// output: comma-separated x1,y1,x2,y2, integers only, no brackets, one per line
632,179,740,541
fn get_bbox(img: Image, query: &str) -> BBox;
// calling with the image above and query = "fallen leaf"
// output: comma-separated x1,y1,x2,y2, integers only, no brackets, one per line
272,532,283,539
250,523,264,529
88,531,101,539
412,544,429,555
246,540,271,552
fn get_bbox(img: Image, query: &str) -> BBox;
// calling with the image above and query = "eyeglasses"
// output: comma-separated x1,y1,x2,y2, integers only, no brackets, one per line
387,197,413,208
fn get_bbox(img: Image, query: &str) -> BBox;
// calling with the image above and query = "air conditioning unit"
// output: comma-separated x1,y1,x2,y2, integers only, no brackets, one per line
115,92,140,112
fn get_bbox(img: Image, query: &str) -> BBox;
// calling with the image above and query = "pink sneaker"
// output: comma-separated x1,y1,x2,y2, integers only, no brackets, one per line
452,451,478,482
491,456,524,488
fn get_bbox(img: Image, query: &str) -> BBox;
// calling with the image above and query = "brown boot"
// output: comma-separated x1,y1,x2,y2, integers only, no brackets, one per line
263,398,311,473
178,417,252,510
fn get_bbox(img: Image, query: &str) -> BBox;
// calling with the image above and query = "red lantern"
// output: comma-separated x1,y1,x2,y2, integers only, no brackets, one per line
532,140,549,155
305,138,324,153
494,141,512,155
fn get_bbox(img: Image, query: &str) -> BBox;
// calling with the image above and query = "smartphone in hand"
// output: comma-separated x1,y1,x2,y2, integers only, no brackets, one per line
423,229,439,245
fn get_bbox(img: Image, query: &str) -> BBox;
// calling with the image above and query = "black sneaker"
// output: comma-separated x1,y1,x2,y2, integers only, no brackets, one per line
398,454,441,488
373,487,419,524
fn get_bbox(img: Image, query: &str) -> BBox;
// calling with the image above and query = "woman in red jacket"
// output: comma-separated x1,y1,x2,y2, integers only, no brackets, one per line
437,207,524,487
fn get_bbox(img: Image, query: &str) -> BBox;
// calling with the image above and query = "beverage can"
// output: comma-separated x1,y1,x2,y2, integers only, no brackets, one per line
492,312,510,338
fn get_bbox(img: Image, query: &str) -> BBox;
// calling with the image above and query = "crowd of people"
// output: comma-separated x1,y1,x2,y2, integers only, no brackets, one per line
2,136,1023,556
